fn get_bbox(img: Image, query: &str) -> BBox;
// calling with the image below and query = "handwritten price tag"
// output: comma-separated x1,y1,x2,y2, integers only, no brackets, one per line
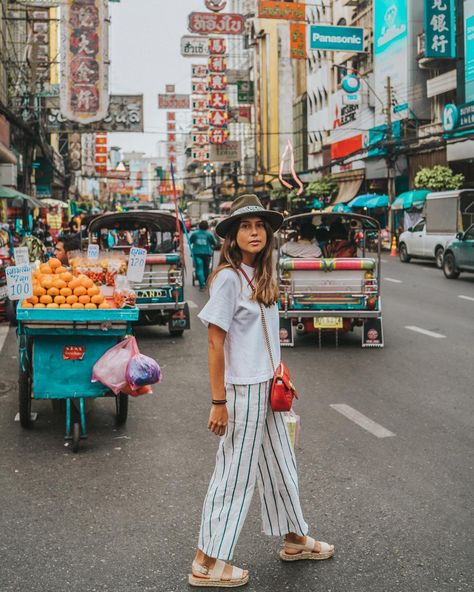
87,244,100,260
6,265,33,301
14,247,30,266
127,247,147,282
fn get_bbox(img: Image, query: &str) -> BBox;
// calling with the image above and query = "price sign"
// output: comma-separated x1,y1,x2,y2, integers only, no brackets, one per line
14,247,30,266
127,248,147,282
6,265,33,301
87,244,100,260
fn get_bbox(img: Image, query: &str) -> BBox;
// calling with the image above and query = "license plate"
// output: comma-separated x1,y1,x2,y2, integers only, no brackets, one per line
314,317,343,329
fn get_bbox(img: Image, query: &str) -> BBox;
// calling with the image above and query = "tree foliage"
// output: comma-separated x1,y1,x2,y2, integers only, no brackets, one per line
306,176,338,200
414,165,464,191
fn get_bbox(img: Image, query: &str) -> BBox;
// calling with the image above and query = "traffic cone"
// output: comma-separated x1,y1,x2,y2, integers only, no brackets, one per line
390,236,397,257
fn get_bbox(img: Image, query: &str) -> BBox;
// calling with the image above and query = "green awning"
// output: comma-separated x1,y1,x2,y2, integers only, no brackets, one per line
391,190,430,211
0,185,44,209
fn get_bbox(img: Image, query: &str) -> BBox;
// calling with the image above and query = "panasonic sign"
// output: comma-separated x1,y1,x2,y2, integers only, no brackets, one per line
310,25,365,53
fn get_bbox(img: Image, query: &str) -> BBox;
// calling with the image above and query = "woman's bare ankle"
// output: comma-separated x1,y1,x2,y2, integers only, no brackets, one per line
285,533,306,545
194,549,217,569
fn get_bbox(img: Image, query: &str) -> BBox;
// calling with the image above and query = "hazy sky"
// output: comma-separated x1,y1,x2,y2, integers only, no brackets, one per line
108,0,205,157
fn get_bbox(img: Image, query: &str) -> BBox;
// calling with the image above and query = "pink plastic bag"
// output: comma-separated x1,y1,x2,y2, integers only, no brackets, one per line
92,336,139,394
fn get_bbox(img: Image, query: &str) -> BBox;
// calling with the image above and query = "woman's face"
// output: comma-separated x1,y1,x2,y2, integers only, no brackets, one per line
236,216,267,256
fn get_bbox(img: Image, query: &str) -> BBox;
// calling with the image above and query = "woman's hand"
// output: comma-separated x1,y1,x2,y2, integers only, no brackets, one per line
208,404,228,436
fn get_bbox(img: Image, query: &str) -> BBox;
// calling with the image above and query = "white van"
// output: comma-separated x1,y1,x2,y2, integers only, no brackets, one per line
398,190,474,268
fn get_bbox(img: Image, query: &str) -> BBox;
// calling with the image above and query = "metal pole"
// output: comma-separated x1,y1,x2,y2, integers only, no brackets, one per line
385,76,396,238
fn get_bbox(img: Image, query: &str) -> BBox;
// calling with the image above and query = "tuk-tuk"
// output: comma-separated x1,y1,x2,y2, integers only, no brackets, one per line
277,212,383,347
87,210,190,336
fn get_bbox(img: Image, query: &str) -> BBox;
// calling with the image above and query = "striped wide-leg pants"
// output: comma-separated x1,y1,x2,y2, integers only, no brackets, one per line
198,380,308,561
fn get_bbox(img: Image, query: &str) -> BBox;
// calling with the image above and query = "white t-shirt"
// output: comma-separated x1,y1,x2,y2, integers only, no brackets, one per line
198,263,281,385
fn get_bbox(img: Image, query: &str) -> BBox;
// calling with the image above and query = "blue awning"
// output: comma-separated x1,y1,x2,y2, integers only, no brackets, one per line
391,190,430,211
365,194,389,209
347,193,380,208
333,203,352,213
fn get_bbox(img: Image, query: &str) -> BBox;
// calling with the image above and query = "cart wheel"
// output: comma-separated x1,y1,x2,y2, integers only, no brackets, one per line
18,342,32,429
72,422,80,453
116,392,128,425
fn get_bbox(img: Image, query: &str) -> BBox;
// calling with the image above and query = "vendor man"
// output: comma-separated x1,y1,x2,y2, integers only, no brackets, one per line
54,235,81,266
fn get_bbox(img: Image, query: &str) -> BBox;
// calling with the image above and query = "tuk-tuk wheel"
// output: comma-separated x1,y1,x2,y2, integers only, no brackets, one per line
18,346,32,429
72,422,80,453
169,328,184,337
116,392,129,425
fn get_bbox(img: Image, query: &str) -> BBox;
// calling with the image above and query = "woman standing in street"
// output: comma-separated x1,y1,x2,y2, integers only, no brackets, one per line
189,195,334,588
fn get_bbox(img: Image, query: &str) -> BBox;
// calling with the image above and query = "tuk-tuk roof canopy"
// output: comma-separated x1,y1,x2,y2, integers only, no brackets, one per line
283,211,381,230
87,210,181,234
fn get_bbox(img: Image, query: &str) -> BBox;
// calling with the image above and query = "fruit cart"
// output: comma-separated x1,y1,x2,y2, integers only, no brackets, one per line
16,304,139,452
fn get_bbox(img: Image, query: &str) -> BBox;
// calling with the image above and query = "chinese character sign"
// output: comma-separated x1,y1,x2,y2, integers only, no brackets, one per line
290,23,306,59
424,0,456,58
60,0,110,124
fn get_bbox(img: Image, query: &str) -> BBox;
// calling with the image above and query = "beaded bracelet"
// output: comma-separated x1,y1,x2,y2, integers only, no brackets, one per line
212,399,227,405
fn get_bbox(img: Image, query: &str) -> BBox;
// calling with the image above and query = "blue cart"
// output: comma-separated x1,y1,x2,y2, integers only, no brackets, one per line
17,305,139,452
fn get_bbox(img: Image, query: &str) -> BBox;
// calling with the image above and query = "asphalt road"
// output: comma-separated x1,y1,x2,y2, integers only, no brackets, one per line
0,254,473,592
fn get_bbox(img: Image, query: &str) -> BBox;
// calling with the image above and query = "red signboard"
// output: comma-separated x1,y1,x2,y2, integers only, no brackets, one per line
208,92,228,109
208,56,227,72
63,346,86,361
188,12,245,35
209,110,228,127
208,73,227,91
158,94,190,109
290,23,306,59
209,128,229,144
330,135,363,160
209,38,226,55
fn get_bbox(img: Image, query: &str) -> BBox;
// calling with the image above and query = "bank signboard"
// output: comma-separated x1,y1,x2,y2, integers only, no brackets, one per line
424,0,456,58
442,101,474,132
309,25,365,53
374,0,408,124
465,0,474,101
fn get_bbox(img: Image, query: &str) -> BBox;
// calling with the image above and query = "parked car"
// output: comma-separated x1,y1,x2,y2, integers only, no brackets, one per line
398,219,454,268
399,189,474,267
442,223,474,279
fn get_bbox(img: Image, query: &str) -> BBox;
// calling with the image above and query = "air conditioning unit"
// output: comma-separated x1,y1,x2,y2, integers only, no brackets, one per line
0,164,17,186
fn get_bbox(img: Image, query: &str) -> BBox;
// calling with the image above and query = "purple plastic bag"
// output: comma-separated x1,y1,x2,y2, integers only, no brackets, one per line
126,354,162,389
92,336,139,395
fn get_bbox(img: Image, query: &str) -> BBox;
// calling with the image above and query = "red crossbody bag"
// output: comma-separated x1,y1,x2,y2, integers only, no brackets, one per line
239,268,298,412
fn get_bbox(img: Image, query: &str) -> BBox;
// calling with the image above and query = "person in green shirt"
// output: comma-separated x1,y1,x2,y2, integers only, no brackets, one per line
190,220,219,290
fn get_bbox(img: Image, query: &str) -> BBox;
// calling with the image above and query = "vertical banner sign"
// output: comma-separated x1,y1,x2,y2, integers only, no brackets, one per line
290,23,306,59
424,0,456,58
374,0,408,124
60,0,109,124
95,132,107,175
465,0,474,102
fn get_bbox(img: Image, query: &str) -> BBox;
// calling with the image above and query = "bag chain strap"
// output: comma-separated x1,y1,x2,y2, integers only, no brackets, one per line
239,267,276,374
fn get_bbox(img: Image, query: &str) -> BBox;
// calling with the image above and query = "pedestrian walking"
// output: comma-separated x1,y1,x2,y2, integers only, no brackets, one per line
190,220,219,291
189,194,334,588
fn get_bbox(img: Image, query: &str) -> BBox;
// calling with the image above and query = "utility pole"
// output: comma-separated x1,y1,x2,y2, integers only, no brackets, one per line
385,76,396,239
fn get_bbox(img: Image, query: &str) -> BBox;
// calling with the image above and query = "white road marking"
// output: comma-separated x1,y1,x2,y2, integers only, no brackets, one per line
405,326,446,339
384,277,403,283
330,404,395,438
458,295,474,302
0,325,9,354
187,301,198,309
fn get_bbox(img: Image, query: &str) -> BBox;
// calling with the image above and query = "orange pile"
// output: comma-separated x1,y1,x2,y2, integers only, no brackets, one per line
22,257,110,310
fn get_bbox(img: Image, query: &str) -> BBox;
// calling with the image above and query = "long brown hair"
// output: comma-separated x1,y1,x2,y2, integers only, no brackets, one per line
208,218,279,306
